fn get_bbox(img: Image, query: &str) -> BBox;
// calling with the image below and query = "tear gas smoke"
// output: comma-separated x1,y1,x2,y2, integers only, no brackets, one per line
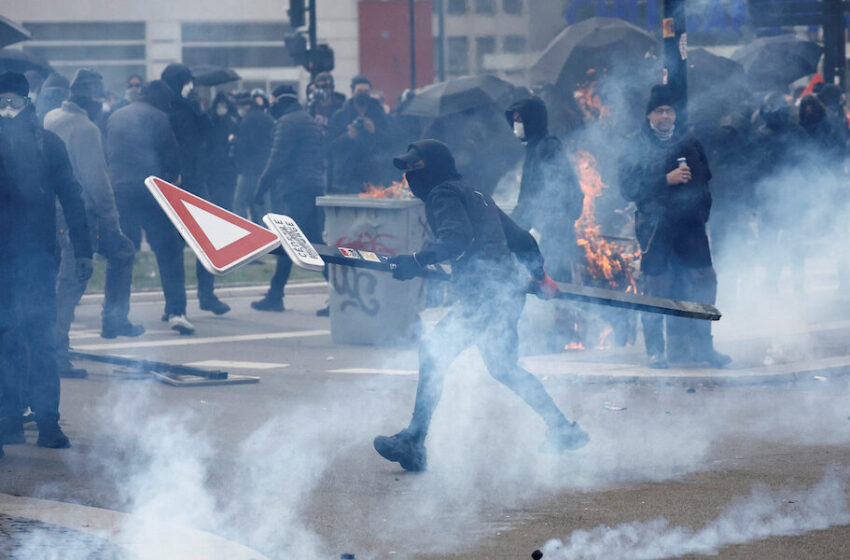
539,468,850,559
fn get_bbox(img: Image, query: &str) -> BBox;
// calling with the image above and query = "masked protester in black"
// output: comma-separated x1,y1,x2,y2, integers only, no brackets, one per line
250,86,325,312
373,140,589,472
619,85,730,369
205,92,239,210
506,96,583,282
161,63,230,318
0,72,93,449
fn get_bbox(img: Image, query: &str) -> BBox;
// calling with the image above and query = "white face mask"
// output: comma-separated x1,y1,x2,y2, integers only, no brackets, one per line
181,82,194,98
513,120,525,140
216,105,228,116
0,106,24,119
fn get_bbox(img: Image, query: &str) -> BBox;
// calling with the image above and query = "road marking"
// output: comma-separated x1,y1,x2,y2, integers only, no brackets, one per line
329,368,417,376
73,329,329,351
184,360,289,370
0,493,268,560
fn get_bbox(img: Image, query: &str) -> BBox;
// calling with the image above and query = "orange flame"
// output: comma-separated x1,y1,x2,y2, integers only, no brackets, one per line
573,80,612,123
571,150,639,292
360,178,412,199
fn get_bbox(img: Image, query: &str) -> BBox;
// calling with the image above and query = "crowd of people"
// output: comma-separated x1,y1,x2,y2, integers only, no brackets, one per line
2,54,848,461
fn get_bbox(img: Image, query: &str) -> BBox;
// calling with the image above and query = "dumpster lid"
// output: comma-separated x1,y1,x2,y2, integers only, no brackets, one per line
316,195,423,209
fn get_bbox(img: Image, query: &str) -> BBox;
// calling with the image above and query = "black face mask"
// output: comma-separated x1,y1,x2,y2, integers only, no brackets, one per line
355,92,370,107
405,167,442,199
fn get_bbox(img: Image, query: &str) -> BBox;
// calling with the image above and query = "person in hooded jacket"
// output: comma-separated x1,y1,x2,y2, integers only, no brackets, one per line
45,69,142,379
160,63,230,318
106,80,196,334
327,75,391,193
506,96,583,281
205,91,239,210
0,72,92,449
35,72,69,123
250,86,325,312
618,85,730,370
372,139,589,472
231,91,274,222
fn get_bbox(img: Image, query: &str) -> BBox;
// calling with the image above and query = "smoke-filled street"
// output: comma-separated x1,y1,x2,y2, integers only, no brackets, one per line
1,275,849,559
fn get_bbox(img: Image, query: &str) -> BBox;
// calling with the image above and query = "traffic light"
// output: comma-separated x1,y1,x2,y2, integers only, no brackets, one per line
284,32,308,66
307,44,335,74
288,0,306,28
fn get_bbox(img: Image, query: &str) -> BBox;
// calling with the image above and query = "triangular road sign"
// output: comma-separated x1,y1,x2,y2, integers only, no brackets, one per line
145,176,280,275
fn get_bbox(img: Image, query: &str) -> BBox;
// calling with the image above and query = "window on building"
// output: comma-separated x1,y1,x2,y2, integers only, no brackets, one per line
476,36,496,73
503,0,523,15
447,0,468,15
475,0,496,14
447,36,470,76
503,35,527,53
181,22,293,69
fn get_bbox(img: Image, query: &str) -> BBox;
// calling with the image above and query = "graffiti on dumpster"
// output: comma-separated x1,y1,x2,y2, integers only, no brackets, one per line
331,232,400,316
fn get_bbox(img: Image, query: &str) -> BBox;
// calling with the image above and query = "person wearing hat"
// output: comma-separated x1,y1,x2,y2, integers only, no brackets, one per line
372,139,589,472
161,63,231,318
326,74,391,193
45,69,143,376
231,89,274,223
250,85,325,312
618,84,730,369
0,72,92,449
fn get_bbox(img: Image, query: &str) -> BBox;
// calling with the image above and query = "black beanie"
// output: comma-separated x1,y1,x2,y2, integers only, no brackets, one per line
646,84,676,114
160,63,193,93
0,72,29,97
272,84,297,100
70,68,105,99
350,74,372,90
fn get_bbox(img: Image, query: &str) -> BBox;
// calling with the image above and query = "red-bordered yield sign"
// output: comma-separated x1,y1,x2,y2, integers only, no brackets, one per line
145,176,280,275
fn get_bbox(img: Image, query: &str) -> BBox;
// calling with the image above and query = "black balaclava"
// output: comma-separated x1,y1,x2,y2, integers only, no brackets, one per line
142,80,175,113
160,63,192,96
393,139,461,199
505,96,548,142
799,94,826,135
760,92,790,130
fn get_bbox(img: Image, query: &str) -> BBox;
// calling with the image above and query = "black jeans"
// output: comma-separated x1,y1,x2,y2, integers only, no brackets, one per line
406,285,568,441
114,185,187,317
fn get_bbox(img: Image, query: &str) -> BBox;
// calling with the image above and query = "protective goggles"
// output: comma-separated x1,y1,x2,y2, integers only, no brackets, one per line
0,96,28,110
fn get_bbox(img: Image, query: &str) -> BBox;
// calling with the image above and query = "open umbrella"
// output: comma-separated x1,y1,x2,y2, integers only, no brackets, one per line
731,34,822,90
192,65,241,87
687,48,746,94
530,17,658,89
0,48,52,77
0,16,30,48
401,74,514,118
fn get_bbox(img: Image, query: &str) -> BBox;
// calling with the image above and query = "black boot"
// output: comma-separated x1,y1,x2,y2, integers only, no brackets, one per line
36,421,70,449
693,336,731,368
373,429,427,472
250,295,284,312
199,295,231,315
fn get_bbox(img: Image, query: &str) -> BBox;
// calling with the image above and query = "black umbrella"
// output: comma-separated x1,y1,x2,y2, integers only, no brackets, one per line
687,49,751,130
530,16,659,89
687,48,746,94
731,34,822,90
0,16,30,48
401,75,514,118
192,65,241,87
0,48,52,77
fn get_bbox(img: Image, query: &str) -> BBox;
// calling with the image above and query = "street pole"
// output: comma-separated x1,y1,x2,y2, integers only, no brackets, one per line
436,0,446,81
308,0,318,79
662,0,688,126
822,0,845,89
409,0,417,90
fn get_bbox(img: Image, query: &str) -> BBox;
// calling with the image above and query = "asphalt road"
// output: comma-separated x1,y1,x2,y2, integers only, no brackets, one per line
1,280,849,560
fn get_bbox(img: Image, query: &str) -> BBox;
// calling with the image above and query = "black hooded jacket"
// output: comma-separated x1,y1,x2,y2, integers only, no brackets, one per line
232,106,274,176
619,124,713,273
161,64,211,192
106,82,180,190
404,140,544,292
206,92,238,184
506,97,583,275
256,99,325,204
0,106,91,262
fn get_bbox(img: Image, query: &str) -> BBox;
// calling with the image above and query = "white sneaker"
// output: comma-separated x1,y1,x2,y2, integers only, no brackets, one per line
168,314,195,335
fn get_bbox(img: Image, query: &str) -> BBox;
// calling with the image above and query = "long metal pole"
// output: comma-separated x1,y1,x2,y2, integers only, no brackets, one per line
437,0,445,81
409,0,416,89
662,0,688,126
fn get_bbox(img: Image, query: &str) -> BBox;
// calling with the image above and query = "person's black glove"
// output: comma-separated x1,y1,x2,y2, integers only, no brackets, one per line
388,254,422,281
76,257,94,284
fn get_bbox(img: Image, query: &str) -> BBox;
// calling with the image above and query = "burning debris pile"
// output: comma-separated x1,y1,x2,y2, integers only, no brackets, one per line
359,179,413,199
571,150,639,293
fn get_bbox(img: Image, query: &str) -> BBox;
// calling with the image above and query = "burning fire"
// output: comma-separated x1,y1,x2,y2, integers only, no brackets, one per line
360,178,412,199
573,79,612,123
571,150,639,292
